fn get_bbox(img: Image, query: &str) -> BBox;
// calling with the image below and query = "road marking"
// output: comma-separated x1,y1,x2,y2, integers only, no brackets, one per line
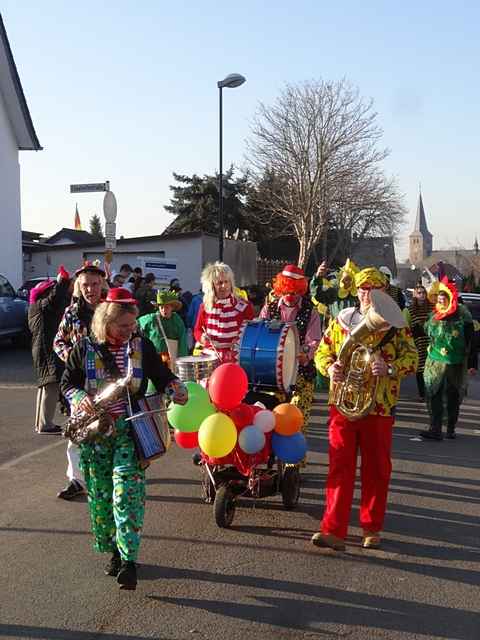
0,384,36,389
0,439,65,471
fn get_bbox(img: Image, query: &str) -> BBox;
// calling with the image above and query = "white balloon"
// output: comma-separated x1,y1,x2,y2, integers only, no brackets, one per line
253,409,276,433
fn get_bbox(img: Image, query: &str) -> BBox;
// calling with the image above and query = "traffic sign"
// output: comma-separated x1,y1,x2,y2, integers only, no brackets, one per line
103,191,117,222
105,236,117,250
105,221,117,250
70,181,110,193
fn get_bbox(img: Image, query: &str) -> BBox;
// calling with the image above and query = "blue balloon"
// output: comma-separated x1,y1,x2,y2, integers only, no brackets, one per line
238,425,266,455
271,432,307,464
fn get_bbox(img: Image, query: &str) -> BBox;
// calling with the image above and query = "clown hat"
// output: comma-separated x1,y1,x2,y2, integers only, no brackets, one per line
282,264,305,280
105,287,137,304
155,290,182,310
75,260,106,278
273,264,308,297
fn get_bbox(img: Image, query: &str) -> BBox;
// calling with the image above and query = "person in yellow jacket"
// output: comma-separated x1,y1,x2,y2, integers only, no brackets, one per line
311,267,418,552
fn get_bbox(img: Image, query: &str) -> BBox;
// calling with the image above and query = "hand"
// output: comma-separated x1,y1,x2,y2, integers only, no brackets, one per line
166,380,188,405
371,357,388,377
316,260,327,278
328,361,345,383
78,395,95,415
199,333,209,346
468,368,477,376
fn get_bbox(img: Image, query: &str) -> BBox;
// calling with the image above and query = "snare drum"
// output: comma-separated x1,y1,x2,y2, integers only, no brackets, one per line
126,393,170,465
235,320,299,392
175,354,220,382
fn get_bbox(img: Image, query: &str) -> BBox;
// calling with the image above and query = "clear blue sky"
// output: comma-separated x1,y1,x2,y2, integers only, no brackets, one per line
3,1,479,260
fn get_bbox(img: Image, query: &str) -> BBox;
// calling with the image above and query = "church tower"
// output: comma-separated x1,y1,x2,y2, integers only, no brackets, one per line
409,192,433,265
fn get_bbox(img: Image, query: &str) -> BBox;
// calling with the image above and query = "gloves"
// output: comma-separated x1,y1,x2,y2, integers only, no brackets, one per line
165,380,188,405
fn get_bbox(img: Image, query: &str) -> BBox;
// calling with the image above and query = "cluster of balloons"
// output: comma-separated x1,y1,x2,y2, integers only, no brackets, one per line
167,363,307,465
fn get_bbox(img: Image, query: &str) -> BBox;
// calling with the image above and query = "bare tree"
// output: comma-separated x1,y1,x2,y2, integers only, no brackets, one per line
246,78,406,267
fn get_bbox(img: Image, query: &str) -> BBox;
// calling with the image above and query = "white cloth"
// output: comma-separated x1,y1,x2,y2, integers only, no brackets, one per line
66,440,85,487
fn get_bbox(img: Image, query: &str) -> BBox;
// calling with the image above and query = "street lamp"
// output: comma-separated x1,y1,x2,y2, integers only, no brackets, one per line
217,73,246,261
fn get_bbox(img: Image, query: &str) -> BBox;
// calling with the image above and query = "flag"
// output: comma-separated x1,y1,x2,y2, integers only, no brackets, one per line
74,204,82,230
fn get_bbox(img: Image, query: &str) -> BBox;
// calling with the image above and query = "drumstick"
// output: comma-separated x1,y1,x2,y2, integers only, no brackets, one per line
201,326,222,360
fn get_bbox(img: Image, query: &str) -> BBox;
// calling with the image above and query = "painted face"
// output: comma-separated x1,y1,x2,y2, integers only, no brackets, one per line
107,311,137,344
158,303,174,319
79,273,103,306
283,293,300,306
213,275,232,299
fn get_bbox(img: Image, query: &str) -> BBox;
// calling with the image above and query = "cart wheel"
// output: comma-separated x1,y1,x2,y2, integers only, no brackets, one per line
281,465,300,510
214,485,236,528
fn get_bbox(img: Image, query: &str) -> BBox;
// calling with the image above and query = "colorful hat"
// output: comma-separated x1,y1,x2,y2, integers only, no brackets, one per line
434,277,458,320
105,287,138,304
272,264,308,297
29,279,55,305
75,259,106,278
355,267,387,290
338,258,359,299
156,290,182,310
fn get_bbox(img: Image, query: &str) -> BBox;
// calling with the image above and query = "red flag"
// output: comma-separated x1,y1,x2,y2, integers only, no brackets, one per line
74,204,82,230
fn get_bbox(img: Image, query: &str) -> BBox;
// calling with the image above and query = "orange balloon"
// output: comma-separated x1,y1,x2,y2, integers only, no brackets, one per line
273,403,303,435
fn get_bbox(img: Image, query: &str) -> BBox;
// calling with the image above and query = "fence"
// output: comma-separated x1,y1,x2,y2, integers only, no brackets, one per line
257,258,284,285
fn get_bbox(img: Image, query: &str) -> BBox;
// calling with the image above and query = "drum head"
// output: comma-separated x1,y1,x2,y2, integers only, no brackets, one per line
281,325,299,391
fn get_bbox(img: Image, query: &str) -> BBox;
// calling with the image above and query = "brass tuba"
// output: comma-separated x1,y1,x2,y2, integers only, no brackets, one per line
332,290,407,420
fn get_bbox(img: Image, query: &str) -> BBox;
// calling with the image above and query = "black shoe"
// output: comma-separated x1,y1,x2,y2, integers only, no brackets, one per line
57,480,85,500
419,429,443,441
192,453,202,466
104,550,121,576
36,424,63,435
445,431,456,439
117,561,137,590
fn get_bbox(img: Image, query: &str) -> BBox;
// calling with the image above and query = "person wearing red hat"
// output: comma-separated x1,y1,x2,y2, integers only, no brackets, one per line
28,267,72,434
61,288,187,590
53,261,107,501
260,264,322,437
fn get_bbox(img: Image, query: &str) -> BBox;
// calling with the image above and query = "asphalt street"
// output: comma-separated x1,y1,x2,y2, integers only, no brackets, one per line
0,343,479,640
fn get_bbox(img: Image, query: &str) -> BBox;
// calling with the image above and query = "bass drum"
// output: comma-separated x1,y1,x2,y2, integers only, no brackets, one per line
235,320,299,393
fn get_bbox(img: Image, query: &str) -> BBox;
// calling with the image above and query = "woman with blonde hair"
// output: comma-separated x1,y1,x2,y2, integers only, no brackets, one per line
194,262,254,362
61,287,187,590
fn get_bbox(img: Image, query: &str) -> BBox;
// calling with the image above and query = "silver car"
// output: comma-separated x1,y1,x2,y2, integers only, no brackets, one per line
0,274,28,344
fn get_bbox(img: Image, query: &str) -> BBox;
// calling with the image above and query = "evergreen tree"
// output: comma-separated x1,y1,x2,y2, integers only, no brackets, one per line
89,214,104,238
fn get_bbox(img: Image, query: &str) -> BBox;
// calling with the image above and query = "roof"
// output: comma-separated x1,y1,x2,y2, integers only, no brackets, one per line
0,14,42,150
351,236,397,276
412,192,431,237
46,228,95,245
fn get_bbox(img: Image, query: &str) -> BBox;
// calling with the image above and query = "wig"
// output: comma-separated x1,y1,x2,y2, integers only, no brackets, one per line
201,262,235,311
272,272,308,297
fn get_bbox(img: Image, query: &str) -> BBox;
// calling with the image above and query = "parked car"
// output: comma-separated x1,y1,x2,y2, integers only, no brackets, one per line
458,293,480,356
0,274,29,344
17,276,50,302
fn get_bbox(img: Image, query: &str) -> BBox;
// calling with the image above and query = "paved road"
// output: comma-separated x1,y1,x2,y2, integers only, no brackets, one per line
1,349,479,640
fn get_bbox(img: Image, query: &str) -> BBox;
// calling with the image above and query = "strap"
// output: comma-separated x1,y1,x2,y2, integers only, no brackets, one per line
375,327,397,351
156,314,173,360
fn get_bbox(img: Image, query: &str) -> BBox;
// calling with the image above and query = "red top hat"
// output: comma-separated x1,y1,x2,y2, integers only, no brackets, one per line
105,287,138,304
75,260,106,278
281,264,305,280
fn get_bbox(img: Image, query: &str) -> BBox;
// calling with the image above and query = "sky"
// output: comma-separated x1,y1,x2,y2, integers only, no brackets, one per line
2,1,480,261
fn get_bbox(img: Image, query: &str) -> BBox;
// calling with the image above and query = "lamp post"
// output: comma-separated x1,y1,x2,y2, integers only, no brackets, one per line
217,73,246,261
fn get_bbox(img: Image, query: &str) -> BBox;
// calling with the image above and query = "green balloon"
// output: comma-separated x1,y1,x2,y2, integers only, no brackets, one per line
167,390,216,432
184,381,210,403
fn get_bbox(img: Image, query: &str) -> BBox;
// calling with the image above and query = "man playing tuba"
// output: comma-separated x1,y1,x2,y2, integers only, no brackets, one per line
312,267,418,551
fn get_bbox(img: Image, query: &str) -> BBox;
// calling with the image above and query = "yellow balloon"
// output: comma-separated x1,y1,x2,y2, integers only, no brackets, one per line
198,413,238,458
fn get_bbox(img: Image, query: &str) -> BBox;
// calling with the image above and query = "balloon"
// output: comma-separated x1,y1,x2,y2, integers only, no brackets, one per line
238,425,266,455
271,432,307,464
198,413,238,458
273,403,304,435
253,409,276,433
229,403,255,428
185,381,210,403
208,363,248,411
167,392,215,432
174,429,199,449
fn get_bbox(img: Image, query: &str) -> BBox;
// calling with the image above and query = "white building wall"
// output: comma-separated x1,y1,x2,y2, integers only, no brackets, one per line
0,90,22,287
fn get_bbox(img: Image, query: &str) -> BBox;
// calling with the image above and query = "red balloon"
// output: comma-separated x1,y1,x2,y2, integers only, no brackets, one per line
228,403,255,428
208,363,249,411
174,429,199,449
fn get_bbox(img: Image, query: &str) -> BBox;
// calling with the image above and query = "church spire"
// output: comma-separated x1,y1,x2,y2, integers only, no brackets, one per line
414,192,430,235
475,237,479,255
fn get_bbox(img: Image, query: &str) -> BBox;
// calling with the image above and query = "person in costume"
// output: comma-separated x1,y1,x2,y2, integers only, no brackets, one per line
28,266,71,434
403,284,434,400
137,290,188,386
312,267,418,551
54,261,107,501
194,262,254,363
61,287,188,590
420,277,476,441
310,258,359,319
379,266,406,310
260,264,322,432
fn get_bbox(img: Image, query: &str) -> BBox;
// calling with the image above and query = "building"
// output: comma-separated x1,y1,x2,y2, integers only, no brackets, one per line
0,14,42,287
397,192,480,288
24,231,258,293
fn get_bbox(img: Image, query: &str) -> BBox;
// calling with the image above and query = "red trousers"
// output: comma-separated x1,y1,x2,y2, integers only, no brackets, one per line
321,406,394,539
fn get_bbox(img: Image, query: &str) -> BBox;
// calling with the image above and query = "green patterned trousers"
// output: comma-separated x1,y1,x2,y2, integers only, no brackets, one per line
80,418,145,562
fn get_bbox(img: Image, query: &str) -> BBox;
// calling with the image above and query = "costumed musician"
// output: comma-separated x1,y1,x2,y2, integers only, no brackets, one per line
312,267,418,551
61,287,188,590
403,283,433,401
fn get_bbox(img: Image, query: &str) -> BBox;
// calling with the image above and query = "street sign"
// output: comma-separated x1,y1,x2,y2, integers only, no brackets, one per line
70,181,110,193
105,236,117,250
103,191,117,223
104,221,117,250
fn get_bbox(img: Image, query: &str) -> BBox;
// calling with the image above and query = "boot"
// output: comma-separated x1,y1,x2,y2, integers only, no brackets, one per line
104,548,121,576
419,427,443,441
117,561,137,590
446,426,456,439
